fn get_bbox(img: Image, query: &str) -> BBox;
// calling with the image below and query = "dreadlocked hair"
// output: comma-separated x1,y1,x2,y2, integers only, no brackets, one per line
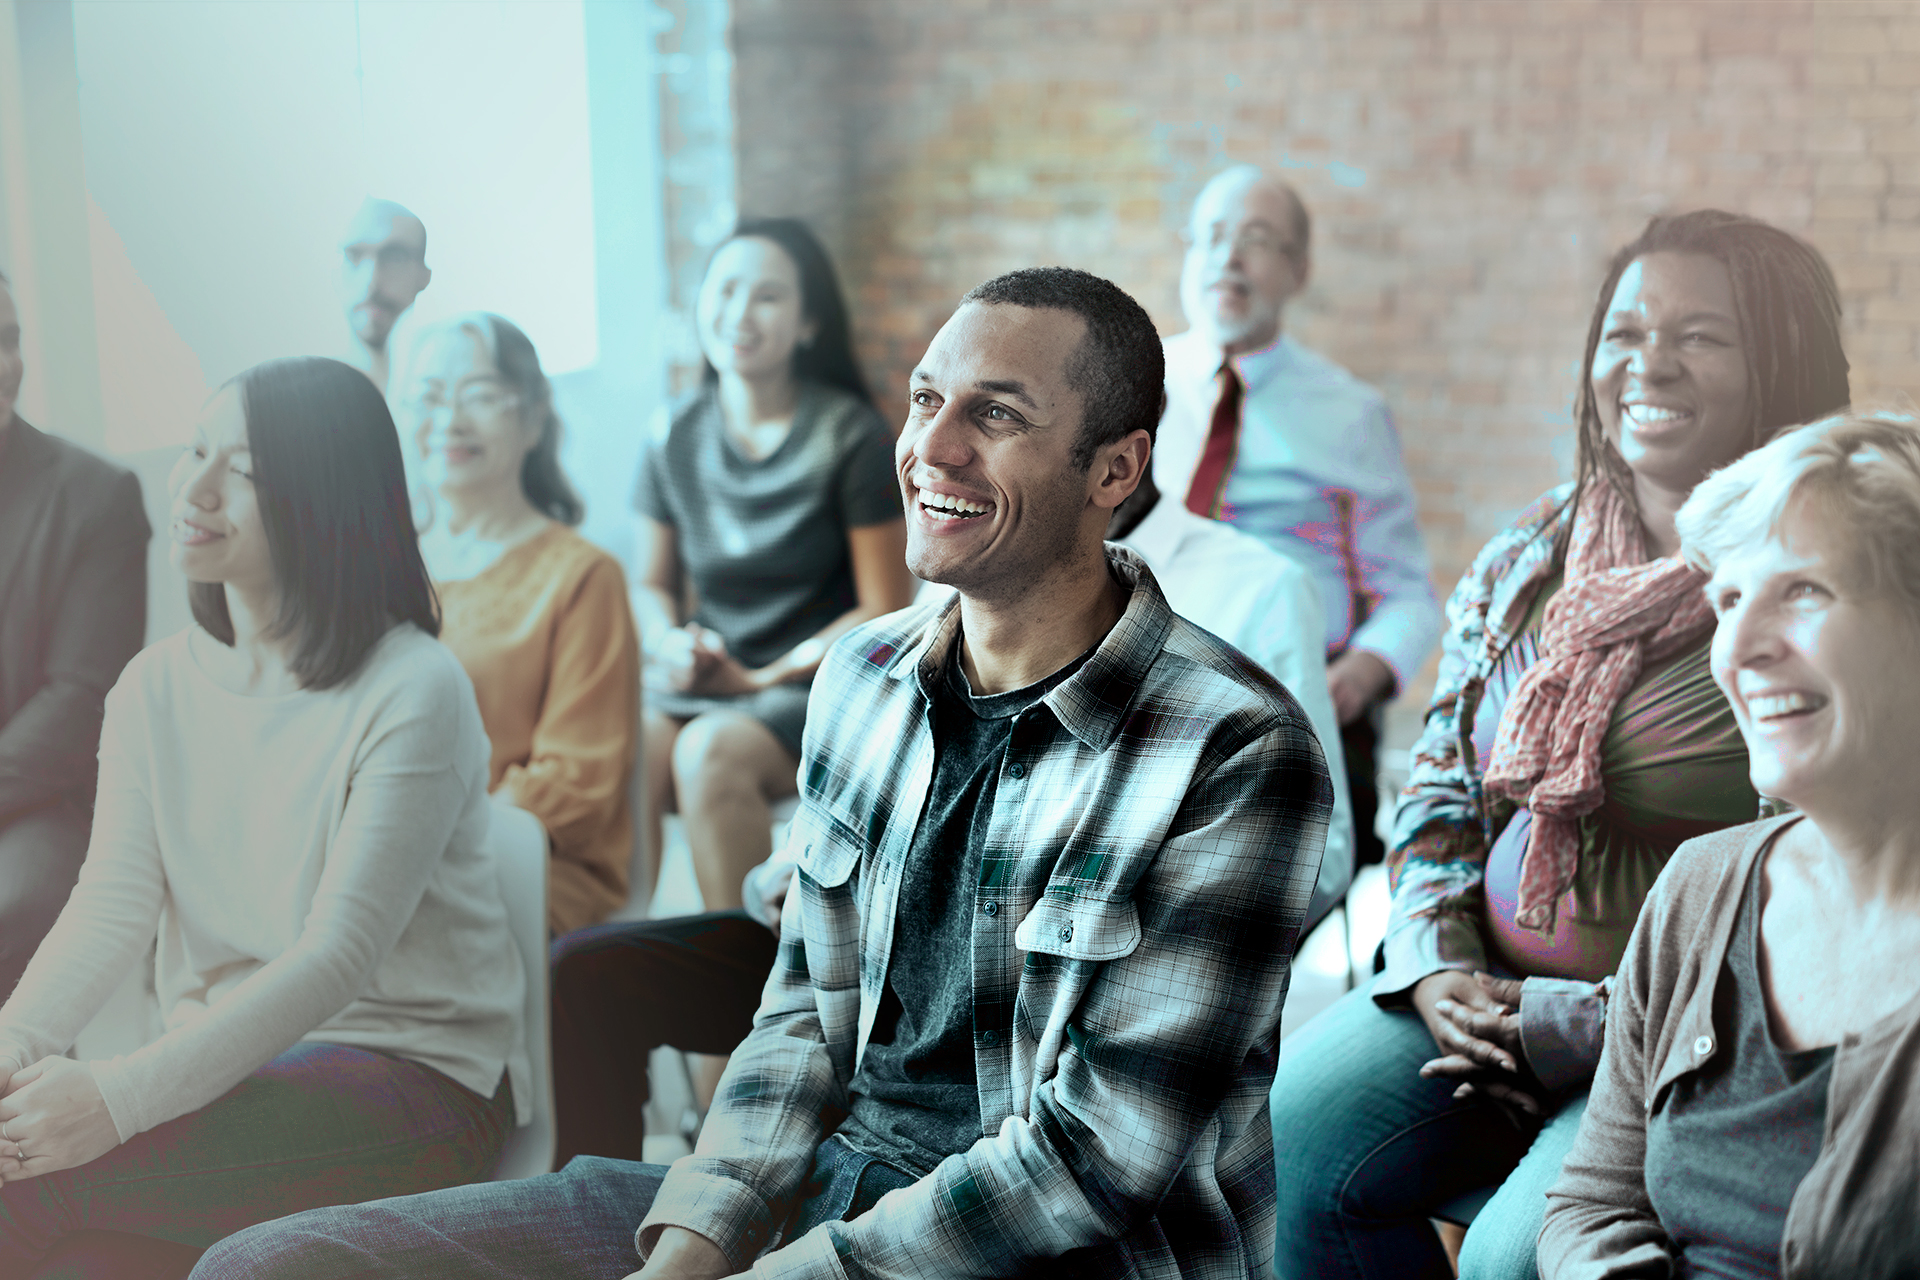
1565,209,1850,553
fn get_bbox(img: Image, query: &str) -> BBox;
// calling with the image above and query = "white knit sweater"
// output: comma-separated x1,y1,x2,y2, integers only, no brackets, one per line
0,624,528,1140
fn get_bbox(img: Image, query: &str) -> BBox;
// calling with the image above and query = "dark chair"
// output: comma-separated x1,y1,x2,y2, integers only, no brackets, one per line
28,1230,201,1280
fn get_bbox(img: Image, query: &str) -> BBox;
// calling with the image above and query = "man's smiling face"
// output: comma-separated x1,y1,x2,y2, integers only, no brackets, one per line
897,301,1095,600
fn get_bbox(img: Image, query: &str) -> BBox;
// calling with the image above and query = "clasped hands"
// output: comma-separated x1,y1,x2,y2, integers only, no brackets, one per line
1411,970,1543,1127
655,624,762,698
0,1056,120,1183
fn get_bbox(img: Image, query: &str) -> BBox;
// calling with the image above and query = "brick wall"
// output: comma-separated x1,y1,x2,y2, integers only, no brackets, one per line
728,0,1920,728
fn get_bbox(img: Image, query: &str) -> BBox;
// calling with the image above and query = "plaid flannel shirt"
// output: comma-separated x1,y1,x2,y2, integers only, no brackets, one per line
1378,483,1573,997
638,548,1332,1279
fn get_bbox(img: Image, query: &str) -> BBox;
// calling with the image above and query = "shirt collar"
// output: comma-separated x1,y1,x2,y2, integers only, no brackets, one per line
1116,493,1190,575
1228,332,1293,394
1174,328,1294,395
886,546,1174,752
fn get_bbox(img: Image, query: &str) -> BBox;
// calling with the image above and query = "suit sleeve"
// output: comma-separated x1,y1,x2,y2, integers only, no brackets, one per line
0,469,149,821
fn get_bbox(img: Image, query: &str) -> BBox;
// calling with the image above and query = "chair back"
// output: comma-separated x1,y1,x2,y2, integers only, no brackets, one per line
486,798,558,1180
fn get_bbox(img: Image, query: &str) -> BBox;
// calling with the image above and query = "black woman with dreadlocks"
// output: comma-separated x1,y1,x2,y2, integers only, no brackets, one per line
1266,211,1852,1280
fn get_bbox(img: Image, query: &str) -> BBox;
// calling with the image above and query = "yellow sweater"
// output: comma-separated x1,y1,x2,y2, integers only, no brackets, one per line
436,525,640,933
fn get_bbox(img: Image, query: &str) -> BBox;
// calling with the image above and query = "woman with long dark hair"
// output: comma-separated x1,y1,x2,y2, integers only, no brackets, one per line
1266,210,1851,1280
632,216,915,911
0,358,525,1271
405,313,641,934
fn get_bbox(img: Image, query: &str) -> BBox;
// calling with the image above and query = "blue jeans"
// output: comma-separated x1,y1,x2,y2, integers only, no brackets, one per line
1268,977,1585,1280
191,1135,916,1279
0,1042,511,1271
1456,1095,1585,1280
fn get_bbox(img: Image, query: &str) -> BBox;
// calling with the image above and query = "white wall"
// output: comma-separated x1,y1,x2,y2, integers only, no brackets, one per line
72,0,607,454
1,0,105,448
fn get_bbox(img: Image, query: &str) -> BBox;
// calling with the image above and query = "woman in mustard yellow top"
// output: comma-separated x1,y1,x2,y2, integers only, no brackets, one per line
404,313,640,934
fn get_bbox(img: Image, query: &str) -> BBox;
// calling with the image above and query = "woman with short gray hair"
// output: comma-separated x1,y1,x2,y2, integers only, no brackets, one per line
1540,410,1920,1278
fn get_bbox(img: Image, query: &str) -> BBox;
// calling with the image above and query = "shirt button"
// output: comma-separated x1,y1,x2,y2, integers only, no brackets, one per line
980,1029,997,1045
1059,923,1074,942
1008,762,1026,779
1694,1035,1713,1056
982,901,998,917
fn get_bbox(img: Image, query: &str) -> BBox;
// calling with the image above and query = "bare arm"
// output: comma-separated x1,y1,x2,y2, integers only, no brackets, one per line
674,520,915,699
631,515,685,640
750,519,914,687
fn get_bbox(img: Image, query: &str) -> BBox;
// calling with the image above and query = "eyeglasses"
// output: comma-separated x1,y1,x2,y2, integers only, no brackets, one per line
406,386,520,418
345,244,425,270
1181,224,1300,262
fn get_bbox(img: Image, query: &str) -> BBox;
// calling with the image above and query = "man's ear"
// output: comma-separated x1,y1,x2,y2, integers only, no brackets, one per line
1089,429,1153,513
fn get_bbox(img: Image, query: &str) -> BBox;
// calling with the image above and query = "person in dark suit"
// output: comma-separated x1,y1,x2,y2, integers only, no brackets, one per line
0,270,150,997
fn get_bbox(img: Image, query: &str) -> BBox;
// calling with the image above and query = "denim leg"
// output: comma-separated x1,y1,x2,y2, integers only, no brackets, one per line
190,1156,667,1280
784,1136,916,1242
0,1042,511,1268
1268,978,1534,1280
1456,1091,1588,1280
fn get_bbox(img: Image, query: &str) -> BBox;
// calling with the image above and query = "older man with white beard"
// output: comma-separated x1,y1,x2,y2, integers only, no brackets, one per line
1156,165,1439,871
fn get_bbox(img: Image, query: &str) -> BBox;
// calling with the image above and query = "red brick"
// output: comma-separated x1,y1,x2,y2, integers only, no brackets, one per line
1814,17,1890,56
1847,89,1920,119
718,0,1920,683
1639,8,1702,59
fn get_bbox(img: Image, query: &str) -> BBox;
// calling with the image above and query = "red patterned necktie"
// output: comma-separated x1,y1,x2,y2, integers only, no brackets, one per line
1184,361,1243,518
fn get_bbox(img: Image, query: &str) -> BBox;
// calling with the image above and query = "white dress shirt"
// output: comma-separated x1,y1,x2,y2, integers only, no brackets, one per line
746,498,1358,926
1155,329,1441,689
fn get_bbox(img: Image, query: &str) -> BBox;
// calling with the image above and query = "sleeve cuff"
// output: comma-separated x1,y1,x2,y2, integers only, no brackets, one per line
638,1164,786,1274
749,1223,849,1280
1375,914,1487,1005
87,1057,142,1145
1518,977,1608,1093
1350,606,1440,695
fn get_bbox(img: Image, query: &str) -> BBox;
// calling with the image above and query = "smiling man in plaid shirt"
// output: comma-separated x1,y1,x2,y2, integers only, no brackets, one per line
196,267,1333,1280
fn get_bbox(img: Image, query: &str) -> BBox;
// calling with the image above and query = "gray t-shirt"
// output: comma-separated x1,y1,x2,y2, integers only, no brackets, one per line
837,643,1090,1177
633,382,901,670
1644,850,1835,1279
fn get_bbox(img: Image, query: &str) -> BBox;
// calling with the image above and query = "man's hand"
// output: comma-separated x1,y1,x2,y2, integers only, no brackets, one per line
764,879,790,941
1327,649,1394,726
625,1226,737,1280
0,1057,120,1182
1412,972,1543,1123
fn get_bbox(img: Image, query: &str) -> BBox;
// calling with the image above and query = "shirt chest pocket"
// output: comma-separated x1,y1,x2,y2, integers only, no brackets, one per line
790,807,865,889
1015,895,1142,963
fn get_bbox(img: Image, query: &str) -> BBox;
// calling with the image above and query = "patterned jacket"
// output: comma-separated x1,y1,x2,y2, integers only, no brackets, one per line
1379,483,1575,997
639,548,1333,1279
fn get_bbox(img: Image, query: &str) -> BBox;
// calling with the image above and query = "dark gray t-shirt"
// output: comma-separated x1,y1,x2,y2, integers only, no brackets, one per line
837,644,1088,1177
632,382,901,670
1645,851,1835,1279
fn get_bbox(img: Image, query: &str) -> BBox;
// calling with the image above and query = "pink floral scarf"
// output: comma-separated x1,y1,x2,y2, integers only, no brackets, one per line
1483,480,1716,931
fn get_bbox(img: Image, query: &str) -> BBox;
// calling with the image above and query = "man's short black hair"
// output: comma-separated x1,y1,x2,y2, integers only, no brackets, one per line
962,267,1163,471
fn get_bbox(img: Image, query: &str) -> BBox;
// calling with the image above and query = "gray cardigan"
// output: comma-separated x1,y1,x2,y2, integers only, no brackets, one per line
1539,814,1920,1278
0,416,150,823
